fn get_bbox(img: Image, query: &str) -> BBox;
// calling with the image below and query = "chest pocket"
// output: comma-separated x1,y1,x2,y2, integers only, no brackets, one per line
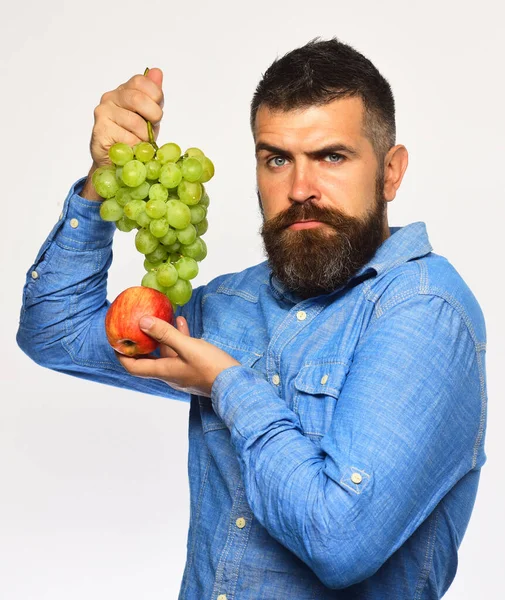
198,337,264,433
293,360,350,441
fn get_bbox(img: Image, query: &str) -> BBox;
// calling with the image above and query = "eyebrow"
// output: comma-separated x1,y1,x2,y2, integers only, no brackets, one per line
255,142,360,159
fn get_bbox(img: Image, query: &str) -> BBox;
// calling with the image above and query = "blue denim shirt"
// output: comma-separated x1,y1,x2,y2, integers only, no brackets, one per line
17,178,487,599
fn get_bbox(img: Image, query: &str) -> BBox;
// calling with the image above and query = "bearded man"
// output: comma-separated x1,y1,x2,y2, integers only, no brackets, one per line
17,38,487,599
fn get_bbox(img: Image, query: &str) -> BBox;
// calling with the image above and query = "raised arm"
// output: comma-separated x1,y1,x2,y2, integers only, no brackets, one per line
16,69,197,402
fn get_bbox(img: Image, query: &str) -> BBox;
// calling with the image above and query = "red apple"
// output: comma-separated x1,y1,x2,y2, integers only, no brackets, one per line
105,286,174,356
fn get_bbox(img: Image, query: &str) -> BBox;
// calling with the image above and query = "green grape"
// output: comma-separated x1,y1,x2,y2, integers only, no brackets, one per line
135,142,156,163
116,215,137,232
93,165,115,183
166,200,191,229
93,168,119,199
115,187,132,207
177,223,197,245
189,204,207,224
135,228,159,254
169,252,181,263
145,245,168,263
122,160,147,187
165,242,181,253
184,147,205,158
199,189,210,208
124,199,147,220
156,262,178,287
175,256,199,280
144,258,162,271
157,143,182,164
115,167,126,187
141,271,166,293
159,163,183,188
199,157,215,183
195,217,208,236
145,198,167,219
180,237,207,261
150,217,170,238
109,143,134,166
159,228,178,246
136,210,152,228
145,159,162,180
149,183,168,202
181,157,203,182
166,278,192,306
178,180,202,205
100,199,123,221
130,181,151,200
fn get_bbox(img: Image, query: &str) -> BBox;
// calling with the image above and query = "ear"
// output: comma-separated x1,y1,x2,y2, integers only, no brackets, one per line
383,145,409,202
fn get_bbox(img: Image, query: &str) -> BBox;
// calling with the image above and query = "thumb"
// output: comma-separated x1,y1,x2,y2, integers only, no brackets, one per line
145,67,163,89
139,315,186,354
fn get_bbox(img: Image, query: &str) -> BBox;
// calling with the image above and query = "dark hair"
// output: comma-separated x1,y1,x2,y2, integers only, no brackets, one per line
250,37,396,163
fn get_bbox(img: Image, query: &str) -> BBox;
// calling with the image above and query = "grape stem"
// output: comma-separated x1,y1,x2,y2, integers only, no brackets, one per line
143,67,159,151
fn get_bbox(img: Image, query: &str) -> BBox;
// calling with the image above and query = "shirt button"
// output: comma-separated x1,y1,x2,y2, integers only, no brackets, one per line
70,218,79,228
272,374,280,385
31,271,39,280
236,517,246,529
351,472,363,484
320,374,329,385
296,310,307,321
217,595,227,600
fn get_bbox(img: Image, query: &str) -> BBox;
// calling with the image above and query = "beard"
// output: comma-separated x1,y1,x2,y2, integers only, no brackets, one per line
259,173,386,300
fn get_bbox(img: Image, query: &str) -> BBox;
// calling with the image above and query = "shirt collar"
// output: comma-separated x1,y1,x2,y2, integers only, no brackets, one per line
269,221,433,304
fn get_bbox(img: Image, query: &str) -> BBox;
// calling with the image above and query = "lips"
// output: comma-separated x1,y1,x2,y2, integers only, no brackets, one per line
287,220,325,230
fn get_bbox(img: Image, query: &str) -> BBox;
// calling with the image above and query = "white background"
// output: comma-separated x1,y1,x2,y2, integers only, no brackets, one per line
1,1,503,598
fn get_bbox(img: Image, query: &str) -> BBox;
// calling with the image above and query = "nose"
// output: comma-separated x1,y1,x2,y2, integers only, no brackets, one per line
288,162,320,204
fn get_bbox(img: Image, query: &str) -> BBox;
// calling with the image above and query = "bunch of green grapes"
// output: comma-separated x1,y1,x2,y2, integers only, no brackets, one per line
92,140,213,309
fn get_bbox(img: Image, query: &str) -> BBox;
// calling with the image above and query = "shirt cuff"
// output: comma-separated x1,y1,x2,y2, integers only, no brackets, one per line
53,177,116,251
212,366,300,437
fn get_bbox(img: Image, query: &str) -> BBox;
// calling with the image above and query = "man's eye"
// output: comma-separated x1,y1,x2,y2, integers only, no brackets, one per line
268,156,287,167
325,153,344,163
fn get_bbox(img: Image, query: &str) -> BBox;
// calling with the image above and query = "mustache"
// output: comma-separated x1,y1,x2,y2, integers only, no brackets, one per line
262,201,362,232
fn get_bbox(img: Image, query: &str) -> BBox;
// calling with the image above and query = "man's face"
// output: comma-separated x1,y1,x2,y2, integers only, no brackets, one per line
254,97,388,299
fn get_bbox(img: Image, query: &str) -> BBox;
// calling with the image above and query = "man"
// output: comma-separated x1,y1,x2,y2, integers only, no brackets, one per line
17,38,487,599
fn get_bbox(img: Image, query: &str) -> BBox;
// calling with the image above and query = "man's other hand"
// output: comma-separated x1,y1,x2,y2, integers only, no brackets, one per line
117,316,241,397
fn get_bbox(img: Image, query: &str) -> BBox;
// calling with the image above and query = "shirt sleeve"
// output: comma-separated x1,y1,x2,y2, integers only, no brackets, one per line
210,292,486,589
16,177,200,402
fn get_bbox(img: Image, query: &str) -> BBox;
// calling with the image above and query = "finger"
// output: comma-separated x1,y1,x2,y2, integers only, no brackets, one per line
145,67,163,91
114,88,163,127
176,316,191,337
117,353,180,380
139,316,189,358
160,317,189,358
119,72,164,105
105,106,154,141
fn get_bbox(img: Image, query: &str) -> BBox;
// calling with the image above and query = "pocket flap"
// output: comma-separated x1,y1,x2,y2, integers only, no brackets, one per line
294,360,350,398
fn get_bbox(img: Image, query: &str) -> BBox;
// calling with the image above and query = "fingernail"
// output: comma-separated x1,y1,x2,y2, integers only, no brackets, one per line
140,316,154,330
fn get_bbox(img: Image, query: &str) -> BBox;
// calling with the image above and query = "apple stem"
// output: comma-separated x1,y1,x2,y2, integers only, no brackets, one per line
143,67,159,151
